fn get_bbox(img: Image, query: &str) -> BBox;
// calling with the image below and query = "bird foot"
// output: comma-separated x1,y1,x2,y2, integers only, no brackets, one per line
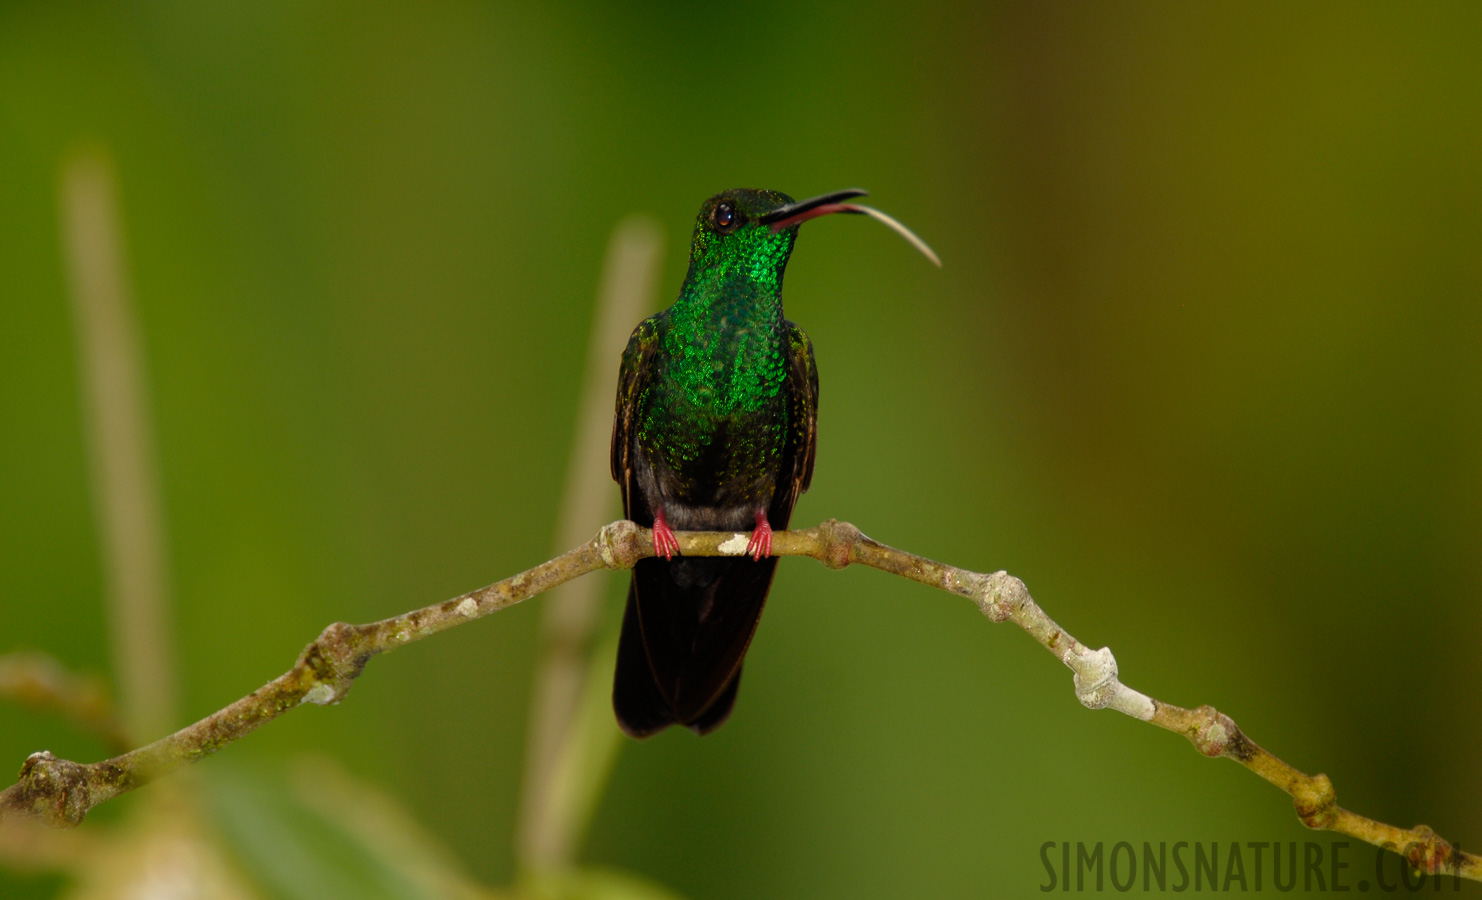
652,510,681,560
745,511,773,561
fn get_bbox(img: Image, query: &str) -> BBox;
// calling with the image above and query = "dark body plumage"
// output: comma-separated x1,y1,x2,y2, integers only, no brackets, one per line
611,188,820,737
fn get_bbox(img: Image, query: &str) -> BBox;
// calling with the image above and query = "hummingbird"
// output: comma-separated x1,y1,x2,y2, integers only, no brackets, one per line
610,187,938,737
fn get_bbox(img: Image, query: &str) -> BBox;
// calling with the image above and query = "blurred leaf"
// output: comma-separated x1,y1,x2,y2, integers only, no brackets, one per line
58,788,257,900
206,762,502,900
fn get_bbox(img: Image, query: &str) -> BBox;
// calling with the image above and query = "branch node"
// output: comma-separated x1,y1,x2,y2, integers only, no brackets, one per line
1292,772,1337,829
597,520,644,569
1402,825,1456,875
297,622,368,705
1071,647,1120,710
980,571,1028,623
7,751,90,828
1186,705,1243,758
815,519,859,569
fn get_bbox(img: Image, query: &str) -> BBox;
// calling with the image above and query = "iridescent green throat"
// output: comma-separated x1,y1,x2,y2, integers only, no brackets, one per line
658,223,797,418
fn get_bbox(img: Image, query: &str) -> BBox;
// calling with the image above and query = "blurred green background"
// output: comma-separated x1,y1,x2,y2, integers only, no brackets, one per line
2,2,1479,897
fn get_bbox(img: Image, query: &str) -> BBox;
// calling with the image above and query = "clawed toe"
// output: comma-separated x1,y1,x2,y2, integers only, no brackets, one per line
745,511,773,561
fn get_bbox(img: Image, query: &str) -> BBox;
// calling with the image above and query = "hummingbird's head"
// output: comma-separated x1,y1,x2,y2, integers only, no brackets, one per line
683,189,812,289
686,188,939,288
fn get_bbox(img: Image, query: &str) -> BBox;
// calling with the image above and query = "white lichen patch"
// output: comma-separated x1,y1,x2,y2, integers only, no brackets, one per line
1203,718,1229,745
717,533,750,556
456,597,478,618
302,683,337,706
1110,686,1157,721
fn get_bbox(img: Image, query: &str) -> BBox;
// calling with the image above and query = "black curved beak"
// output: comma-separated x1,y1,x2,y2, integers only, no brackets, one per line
761,187,941,266
758,188,870,228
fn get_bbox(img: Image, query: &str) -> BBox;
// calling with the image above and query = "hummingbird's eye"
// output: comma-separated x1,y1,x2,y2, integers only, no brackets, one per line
714,202,736,231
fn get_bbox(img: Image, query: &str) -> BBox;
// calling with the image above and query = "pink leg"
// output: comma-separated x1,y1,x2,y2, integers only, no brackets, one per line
651,507,681,560
745,508,773,561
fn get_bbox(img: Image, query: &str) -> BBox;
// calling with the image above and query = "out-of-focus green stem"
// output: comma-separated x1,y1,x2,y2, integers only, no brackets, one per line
517,216,662,872
60,150,178,744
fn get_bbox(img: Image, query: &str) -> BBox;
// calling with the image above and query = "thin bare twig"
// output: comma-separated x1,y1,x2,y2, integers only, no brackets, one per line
1,521,1475,882
0,521,641,830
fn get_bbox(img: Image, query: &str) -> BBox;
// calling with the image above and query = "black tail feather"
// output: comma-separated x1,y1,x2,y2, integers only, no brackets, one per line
612,555,776,737
613,582,676,738
686,666,741,735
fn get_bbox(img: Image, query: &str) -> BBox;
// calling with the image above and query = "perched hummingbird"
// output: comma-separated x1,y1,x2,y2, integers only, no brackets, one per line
610,188,937,737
